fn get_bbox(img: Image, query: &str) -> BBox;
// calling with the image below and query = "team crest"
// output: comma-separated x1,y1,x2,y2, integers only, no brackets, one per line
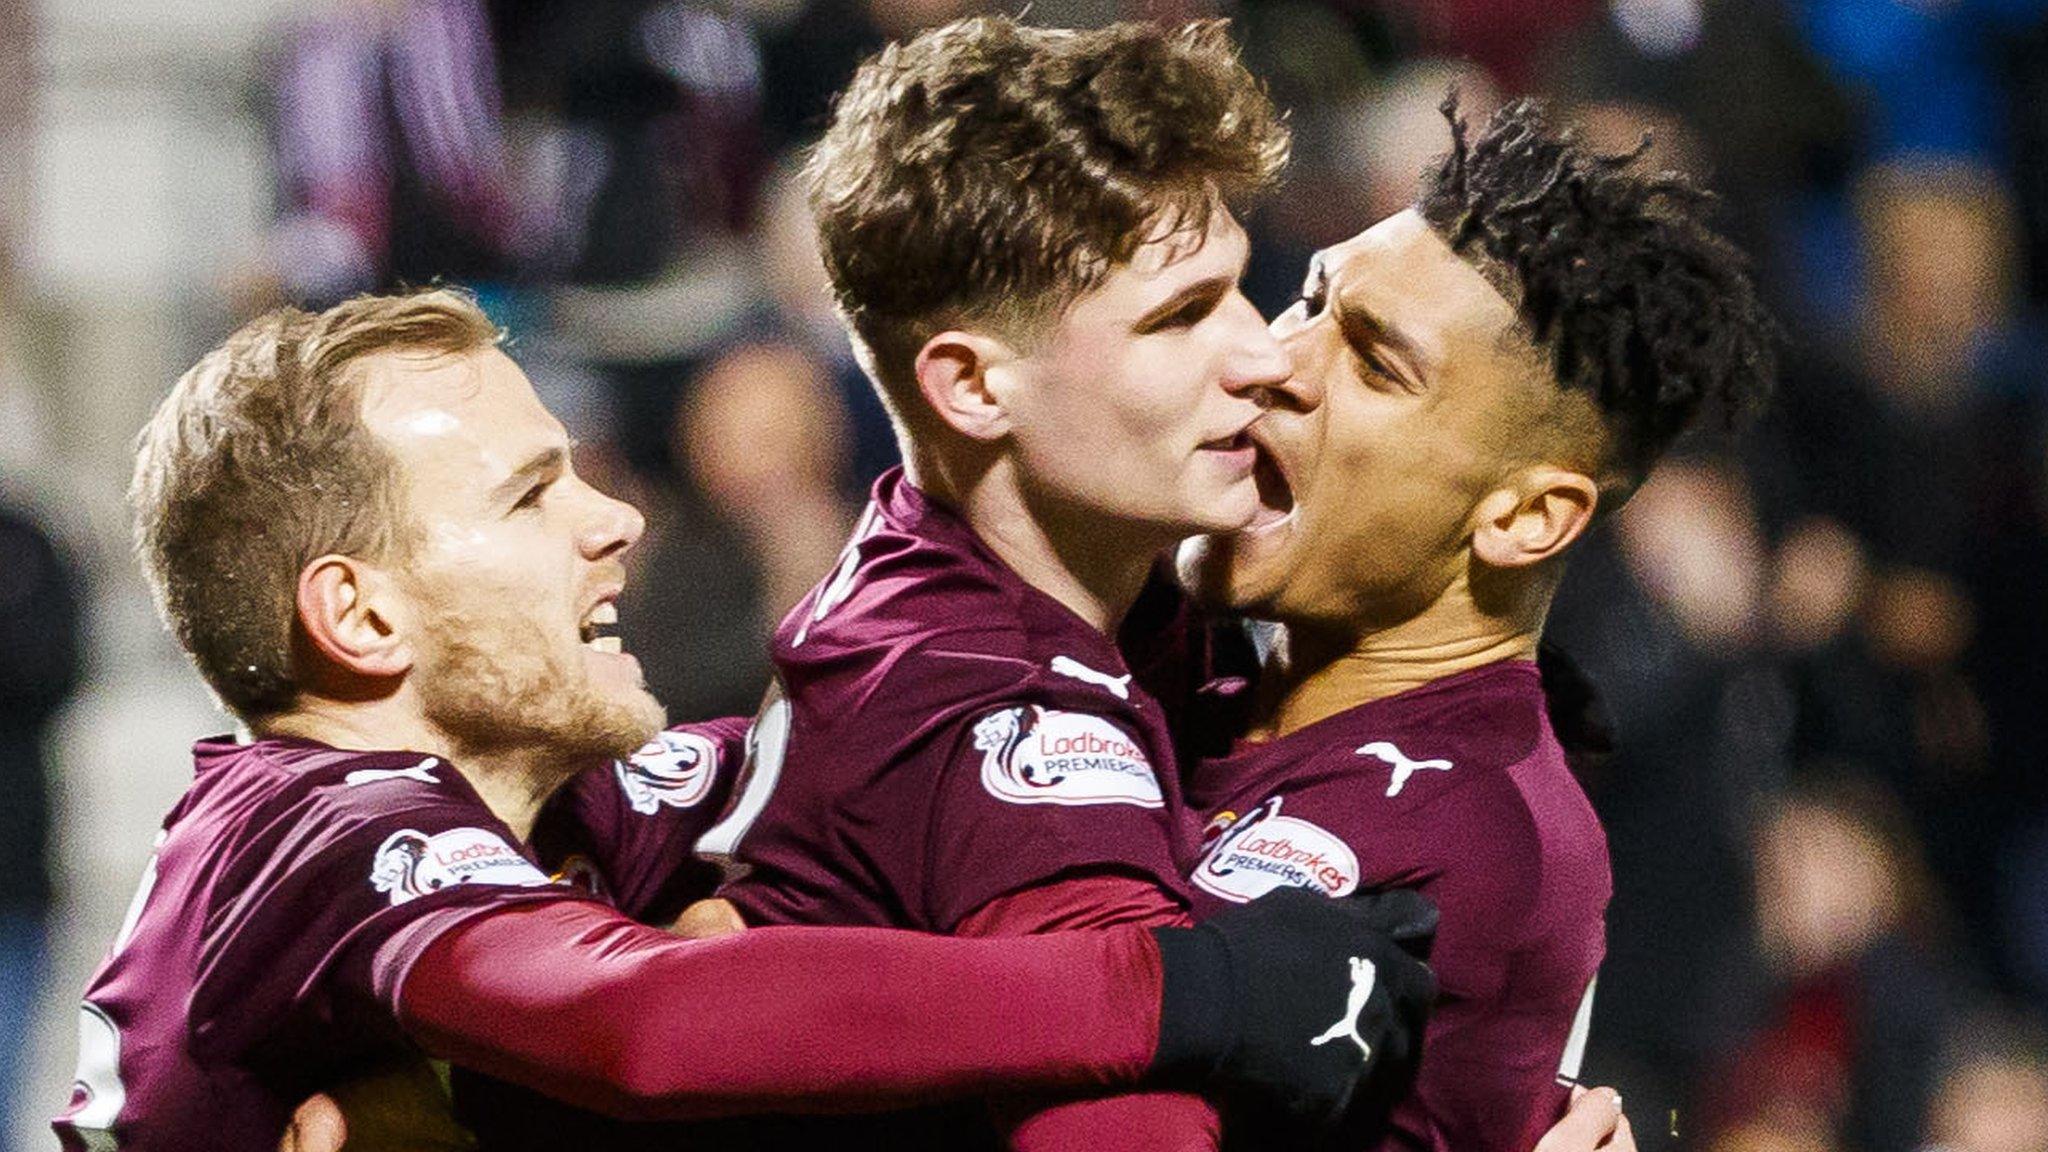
369,827,551,906
617,730,721,815
974,706,1163,808
1192,795,1360,904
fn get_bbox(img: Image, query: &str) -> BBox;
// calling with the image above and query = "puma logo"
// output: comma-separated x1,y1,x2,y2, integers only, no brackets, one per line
1355,741,1453,798
1308,955,1379,1064
345,758,442,788
1051,655,1132,700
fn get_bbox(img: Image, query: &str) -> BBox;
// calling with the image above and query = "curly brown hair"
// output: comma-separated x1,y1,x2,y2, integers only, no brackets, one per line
132,288,500,720
1418,95,1778,495
805,15,1288,420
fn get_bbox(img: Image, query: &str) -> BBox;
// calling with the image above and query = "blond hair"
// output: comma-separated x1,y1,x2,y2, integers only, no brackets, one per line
132,288,500,719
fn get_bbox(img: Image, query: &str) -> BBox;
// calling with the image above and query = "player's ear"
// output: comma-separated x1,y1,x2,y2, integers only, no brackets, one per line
296,555,415,680
914,330,1016,442
1471,467,1599,569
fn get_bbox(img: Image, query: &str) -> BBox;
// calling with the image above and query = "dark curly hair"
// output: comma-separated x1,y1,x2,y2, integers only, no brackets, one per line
1417,95,1777,494
807,16,1288,414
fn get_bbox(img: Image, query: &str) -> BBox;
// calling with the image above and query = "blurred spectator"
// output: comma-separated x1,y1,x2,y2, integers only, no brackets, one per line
0,499,84,1152
242,0,770,309
1923,1014,2048,1152
731,155,898,485
681,342,856,625
755,0,979,149
1549,455,1790,1152
247,0,522,308
1697,775,1952,1152
1538,0,1860,324
489,0,769,281
1372,0,1600,88
614,340,858,720
1790,0,2048,167
1756,163,2045,956
1708,1114,1844,1152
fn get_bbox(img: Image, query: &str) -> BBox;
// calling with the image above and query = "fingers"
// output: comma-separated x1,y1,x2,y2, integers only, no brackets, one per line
280,1093,348,1152
1346,888,1439,948
1532,1086,1623,1152
1602,1110,1636,1152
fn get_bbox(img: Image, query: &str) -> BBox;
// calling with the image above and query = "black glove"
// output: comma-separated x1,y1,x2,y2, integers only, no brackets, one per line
1148,887,1439,1131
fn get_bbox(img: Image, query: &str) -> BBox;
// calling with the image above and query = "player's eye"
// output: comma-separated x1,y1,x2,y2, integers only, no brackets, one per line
1356,345,1420,394
1145,290,1224,333
512,481,548,511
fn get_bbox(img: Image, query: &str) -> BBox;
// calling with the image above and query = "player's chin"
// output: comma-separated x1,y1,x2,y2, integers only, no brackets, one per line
592,686,668,758
1182,474,1263,536
1177,532,1285,614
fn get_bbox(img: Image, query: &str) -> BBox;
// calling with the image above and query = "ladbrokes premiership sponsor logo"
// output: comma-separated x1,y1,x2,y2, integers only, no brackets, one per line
617,729,720,815
974,706,1163,808
1192,796,1359,904
369,827,552,906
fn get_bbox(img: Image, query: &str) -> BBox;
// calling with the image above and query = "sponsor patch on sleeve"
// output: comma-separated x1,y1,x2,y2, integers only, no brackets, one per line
972,706,1163,808
616,729,721,815
1191,796,1360,904
369,827,553,906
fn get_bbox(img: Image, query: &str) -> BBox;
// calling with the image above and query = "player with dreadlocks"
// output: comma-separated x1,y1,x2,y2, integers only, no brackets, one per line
1171,94,1776,1151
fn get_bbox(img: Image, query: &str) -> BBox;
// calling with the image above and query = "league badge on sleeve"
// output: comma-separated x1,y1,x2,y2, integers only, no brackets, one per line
1192,796,1360,904
616,729,721,815
973,706,1164,808
369,828,553,906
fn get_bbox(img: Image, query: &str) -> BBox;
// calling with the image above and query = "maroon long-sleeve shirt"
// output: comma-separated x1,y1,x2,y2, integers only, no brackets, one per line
53,734,1170,1151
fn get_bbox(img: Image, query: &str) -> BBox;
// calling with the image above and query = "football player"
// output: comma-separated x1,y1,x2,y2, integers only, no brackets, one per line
1174,97,1777,1151
52,289,1437,1151
684,17,1397,1150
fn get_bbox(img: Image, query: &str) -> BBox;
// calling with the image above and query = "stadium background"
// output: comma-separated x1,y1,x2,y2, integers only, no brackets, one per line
4,0,2048,1148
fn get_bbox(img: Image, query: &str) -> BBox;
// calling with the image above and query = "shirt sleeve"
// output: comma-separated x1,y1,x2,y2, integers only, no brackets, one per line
544,716,748,922
957,872,1222,1152
186,775,591,1063
919,694,1194,932
390,901,1170,1120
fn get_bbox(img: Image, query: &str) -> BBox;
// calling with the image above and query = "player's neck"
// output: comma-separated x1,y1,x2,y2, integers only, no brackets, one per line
1250,584,1542,740
915,455,1167,635
449,749,588,841
259,699,578,840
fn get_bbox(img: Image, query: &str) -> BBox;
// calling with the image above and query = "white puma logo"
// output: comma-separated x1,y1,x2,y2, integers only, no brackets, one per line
1308,955,1379,1064
1356,741,1453,798
345,758,441,788
1050,655,1132,700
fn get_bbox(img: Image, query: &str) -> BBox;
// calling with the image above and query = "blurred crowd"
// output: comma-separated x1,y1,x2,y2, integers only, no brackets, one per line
8,0,2048,1149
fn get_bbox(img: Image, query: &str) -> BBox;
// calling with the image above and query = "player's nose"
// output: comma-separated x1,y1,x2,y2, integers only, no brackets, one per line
1219,293,1292,401
1264,322,1329,414
578,482,646,560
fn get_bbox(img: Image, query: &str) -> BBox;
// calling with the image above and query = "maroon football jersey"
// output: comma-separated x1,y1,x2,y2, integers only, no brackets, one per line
710,468,1201,932
533,717,747,923
55,723,742,1152
1186,660,1609,1152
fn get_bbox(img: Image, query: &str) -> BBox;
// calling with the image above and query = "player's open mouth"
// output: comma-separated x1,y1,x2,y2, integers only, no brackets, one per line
1199,428,1259,463
579,601,623,654
1246,443,1294,531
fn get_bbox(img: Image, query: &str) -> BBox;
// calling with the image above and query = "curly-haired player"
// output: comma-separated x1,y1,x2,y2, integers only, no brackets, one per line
1175,95,1776,1151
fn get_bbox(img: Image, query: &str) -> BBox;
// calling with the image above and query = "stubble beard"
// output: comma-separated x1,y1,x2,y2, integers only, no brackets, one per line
414,597,666,768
